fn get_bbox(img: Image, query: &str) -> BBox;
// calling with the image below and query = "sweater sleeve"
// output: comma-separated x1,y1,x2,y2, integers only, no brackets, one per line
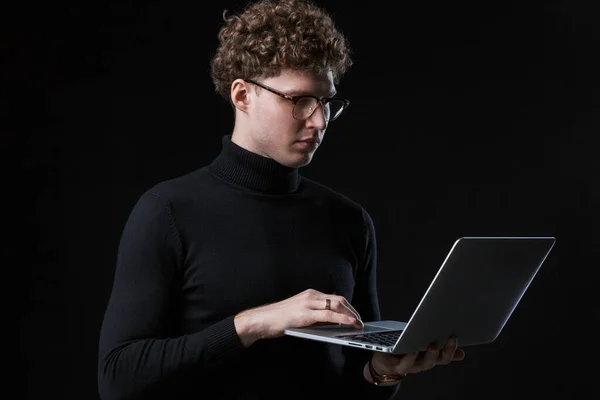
341,207,401,399
97,191,245,400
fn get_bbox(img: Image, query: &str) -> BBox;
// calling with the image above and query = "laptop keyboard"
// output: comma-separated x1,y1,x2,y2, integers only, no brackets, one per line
338,330,403,347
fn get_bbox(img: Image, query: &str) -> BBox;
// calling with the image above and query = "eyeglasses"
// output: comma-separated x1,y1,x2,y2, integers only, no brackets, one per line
245,79,350,122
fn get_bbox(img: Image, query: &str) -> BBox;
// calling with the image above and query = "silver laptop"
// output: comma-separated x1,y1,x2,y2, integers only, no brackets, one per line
284,236,556,354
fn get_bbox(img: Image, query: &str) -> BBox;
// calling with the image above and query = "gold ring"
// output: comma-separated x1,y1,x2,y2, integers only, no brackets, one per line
325,298,331,310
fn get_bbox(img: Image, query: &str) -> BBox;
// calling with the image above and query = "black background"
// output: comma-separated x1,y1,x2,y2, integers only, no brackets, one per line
13,0,599,398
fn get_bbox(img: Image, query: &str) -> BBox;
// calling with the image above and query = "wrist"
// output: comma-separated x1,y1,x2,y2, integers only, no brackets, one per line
234,310,262,347
366,357,405,386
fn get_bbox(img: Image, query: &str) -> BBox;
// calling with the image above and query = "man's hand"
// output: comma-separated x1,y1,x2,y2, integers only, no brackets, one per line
367,337,465,382
234,288,364,347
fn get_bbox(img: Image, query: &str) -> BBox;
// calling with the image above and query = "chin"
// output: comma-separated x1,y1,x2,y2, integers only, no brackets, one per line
281,153,314,168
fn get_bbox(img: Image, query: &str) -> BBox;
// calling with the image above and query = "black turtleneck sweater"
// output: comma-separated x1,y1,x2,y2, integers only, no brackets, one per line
98,135,400,400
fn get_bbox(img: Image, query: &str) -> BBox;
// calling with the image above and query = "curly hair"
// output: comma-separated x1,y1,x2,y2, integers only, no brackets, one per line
210,0,353,101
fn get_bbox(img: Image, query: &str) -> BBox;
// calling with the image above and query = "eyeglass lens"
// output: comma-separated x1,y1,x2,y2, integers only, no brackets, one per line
293,97,346,121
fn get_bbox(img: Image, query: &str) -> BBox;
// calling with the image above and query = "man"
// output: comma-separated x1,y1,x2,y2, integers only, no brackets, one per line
97,0,465,399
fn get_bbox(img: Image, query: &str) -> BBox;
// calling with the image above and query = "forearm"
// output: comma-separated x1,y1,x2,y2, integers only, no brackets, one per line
99,190,236,399
98,316,245,399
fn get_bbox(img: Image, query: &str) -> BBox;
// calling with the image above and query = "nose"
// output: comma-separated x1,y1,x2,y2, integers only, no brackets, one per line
305,102,328,130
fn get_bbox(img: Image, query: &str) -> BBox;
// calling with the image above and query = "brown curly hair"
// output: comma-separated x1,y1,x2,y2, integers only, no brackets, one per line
210,0,353,101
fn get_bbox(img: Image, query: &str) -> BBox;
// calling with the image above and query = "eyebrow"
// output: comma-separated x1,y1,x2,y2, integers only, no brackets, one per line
287,89,337,97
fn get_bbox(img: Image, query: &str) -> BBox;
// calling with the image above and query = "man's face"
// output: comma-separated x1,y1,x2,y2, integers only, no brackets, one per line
237,69,337,168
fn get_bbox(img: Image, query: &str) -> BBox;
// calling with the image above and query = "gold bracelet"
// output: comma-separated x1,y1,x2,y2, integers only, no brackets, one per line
368,358,406,386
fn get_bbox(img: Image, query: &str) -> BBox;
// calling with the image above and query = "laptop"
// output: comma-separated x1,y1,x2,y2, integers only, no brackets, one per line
284,236,556,354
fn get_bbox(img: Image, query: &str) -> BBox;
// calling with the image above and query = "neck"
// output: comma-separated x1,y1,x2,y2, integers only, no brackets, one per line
209,135,301,194
230,130,262,156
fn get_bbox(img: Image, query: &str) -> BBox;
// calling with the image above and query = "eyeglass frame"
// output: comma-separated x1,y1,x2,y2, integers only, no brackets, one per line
244,79,350,122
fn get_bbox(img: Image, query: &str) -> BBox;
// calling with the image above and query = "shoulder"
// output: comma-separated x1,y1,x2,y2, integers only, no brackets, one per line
120,167,213,223
141,167,211,205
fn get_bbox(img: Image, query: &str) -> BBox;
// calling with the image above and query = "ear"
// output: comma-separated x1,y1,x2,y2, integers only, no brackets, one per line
230,79,251,113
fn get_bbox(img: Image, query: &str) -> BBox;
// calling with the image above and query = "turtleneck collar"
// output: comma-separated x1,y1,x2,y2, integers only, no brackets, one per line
208,135,301,194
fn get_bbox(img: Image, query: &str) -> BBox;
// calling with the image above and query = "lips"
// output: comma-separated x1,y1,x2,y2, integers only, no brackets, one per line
295,140,319,151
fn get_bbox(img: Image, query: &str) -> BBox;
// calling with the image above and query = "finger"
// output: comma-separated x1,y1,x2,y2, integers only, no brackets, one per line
315,297,362,323
453,348,466,361
420,344,440,370
438,337,458,365
314,309,359,326
335,295,362,322
339,302,363,326
389,351,419,374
